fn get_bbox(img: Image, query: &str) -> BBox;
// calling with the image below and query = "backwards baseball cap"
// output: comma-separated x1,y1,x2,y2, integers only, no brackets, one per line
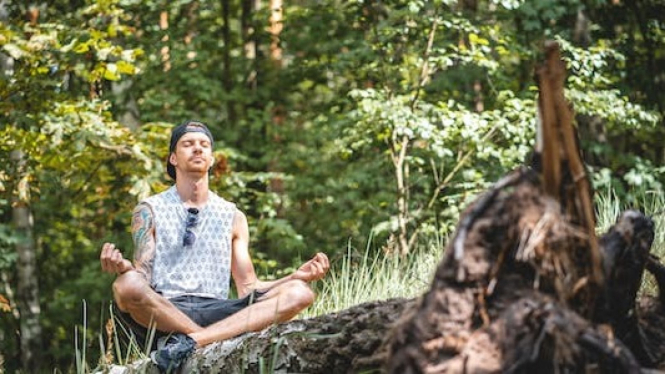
166,120,214,180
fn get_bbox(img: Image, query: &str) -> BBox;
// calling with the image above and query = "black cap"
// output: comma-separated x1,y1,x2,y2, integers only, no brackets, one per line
167,120,214,180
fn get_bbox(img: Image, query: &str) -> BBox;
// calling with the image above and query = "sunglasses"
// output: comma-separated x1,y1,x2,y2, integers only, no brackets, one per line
183,207,199,247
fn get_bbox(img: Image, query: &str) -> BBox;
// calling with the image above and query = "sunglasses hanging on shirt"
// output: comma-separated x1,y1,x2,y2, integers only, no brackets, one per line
183,208,199,247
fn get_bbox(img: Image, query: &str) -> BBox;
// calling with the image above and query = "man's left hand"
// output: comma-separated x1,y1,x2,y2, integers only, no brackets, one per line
293,252,330,282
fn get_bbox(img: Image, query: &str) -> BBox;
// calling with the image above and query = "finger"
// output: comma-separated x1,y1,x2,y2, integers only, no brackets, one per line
101,244,113,272
106,251,116,272
101,242,113,260
108,249,123,273
299,260,312,270
112,250,124,268
312,261,324,278
114,254,126,273
319,253,330,269
102,243,119,265
315,253,329,269
313,254,327,269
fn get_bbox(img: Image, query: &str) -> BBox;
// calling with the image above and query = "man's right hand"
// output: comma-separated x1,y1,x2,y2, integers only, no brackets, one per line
100,242,134,274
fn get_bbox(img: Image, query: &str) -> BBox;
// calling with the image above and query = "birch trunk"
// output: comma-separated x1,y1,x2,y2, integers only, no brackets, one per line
11,150,42,373
3,4,43,372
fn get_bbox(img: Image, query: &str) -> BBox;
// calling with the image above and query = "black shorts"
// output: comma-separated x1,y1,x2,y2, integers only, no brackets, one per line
111,290,266,352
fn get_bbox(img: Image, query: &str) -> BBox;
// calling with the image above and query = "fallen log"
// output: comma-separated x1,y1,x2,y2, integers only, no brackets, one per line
100,298,412,373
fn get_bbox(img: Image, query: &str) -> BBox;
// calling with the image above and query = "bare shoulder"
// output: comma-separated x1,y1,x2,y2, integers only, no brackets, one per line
232,208,247,225
231,208,249,238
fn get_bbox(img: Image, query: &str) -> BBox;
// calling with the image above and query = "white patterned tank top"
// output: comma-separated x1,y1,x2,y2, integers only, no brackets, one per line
142,186,235,299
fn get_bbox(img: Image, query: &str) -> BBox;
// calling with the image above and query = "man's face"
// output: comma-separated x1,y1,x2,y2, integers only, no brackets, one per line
169,130,213,177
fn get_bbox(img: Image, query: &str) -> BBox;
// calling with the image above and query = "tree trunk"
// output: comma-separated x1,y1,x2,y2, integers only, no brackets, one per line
6,6,44,372
220,0,237,126
242,0,260,90
111,80,141,129
0,3,15,369
383,41,661,373
391,135,411,256
267,0,285,208
11,150,42,373
268,0,282,64
159,10,171,72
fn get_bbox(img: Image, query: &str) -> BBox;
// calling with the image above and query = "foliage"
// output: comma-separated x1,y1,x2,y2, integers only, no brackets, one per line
0,1,146,369
276,0,661,256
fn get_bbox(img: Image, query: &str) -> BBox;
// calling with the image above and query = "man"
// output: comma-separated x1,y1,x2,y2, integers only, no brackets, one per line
100,120,329,372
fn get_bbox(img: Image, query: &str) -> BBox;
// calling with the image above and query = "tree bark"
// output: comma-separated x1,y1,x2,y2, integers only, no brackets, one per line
159,10,171,72
5,6,44,372
242,0,260,90
220,0,237,125
268,0,283,64
11,150,43,373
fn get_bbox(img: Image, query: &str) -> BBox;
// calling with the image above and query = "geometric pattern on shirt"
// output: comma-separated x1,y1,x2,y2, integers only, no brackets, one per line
142,186,235,300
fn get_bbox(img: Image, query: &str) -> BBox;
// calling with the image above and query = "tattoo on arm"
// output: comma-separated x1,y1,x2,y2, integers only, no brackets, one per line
131,204,156,283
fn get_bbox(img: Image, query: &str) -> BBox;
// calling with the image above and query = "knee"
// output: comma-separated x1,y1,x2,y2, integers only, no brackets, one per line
112,271,150,310
283,280,315,311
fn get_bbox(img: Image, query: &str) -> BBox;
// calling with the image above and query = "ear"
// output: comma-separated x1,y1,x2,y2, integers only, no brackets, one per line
169,152,177,167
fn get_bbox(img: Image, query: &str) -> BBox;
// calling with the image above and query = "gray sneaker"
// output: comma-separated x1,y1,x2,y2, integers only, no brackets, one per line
150,333,196,373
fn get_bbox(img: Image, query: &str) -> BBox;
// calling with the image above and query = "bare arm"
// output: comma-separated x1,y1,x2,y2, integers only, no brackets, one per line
131,203,157,283
230,210,329,298
230,210,260,297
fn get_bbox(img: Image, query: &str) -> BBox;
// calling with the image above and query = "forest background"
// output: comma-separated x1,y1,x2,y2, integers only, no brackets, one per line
0,0,663,372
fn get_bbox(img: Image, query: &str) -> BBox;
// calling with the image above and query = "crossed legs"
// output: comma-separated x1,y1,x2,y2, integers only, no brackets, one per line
112,270,315,347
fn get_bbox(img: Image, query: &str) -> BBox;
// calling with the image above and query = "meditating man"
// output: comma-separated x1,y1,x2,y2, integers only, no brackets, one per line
100,120,329,372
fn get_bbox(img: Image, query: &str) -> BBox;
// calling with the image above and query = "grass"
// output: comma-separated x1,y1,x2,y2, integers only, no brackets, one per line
596,187,665,296
304,235,443,318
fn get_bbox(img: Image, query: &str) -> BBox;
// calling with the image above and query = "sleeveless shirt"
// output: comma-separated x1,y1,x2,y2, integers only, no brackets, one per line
142,186,235,300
